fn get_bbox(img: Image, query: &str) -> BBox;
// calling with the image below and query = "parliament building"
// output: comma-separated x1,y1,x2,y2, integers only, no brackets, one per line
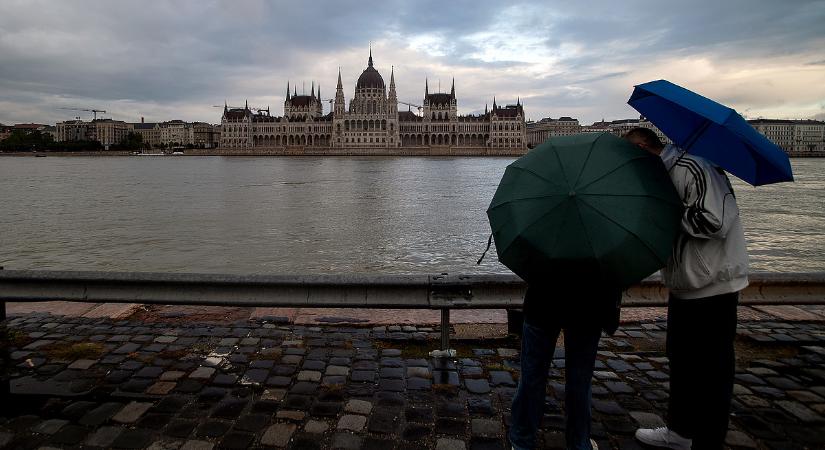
219,51,526,153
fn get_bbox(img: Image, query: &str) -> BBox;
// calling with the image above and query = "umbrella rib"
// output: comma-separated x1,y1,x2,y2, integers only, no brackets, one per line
571,133,598,187
488,193,568,212
577,197,663,262
575,156,647,191
509,165,562,185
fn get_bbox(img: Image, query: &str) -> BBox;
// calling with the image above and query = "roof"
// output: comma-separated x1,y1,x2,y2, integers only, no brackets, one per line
493,105,522,118
748,119,825,125
426,93,453,106
398,111,420,121
289,95,318,107
224,108,251,120
132,123,158,129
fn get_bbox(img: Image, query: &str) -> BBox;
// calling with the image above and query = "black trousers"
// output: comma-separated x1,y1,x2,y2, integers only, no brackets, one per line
667,292,739,450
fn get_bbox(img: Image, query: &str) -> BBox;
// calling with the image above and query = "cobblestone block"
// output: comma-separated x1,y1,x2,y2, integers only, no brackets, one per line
337,414,367,432
436,438,467,450
261,423,296,447
189,367,216,379
471,419,501,438
345,399,373,415
113,401,153,423
32,419,69,435
84,426,123,447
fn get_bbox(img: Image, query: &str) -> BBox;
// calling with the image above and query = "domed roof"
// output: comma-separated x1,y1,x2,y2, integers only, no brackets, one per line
356,52,385,90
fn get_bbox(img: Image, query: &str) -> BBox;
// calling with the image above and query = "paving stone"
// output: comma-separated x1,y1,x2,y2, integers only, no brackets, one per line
196,420,231,438
84,426,123,447
380,367,404,379
379,378,405,391
368,407,401,434
775,400,824,423
311,401,342,417
304,420,329,434
166,419,198,438
113,401,153,423
79,401,123,426
261,423,296,447
297,370,322,382
147,381,178,395
277,410,307,421
212,374,238,386
592,400,626,415
489,371,515,387
436,438,467,450
180,440,214,450
67,359,97,370
628,411,665,428
216,431,255,449
337,414,367,431
408,377,432,390
433,370,460,386
161,370,187,381
212,399,248,418
436,418,466,435
351,370,375,382
29,418,68,435
402,423,431,441
136,413,172,429
326,365,350,376
146,439,185,450
233,414,271,432
725,430,758,448
471,418,502,438
135,366,164,379
604,381,635,394
465,379,491,394
331,432,362,450
189,367,216,379
114,342,141,354
50,424,89,445
345,399,373,415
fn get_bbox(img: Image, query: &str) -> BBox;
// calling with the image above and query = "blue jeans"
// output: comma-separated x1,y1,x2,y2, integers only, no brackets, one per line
509,322,601,450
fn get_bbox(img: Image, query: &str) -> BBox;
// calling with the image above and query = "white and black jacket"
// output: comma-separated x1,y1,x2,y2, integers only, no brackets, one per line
660,144,749,299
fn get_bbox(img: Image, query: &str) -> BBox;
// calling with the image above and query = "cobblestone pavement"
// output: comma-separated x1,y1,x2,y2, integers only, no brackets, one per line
1,313,824,450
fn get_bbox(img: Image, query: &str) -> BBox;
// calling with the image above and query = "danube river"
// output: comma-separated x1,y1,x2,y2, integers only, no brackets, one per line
1,156,823,274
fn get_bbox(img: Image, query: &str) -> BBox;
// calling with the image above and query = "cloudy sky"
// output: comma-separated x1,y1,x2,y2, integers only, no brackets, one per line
1,0,824,126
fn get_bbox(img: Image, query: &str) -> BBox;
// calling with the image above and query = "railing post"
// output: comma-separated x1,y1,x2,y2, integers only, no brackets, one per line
440,308,450,351
0,266,4,322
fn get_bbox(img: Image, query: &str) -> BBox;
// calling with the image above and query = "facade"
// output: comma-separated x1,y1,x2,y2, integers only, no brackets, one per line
220,51,526,151
526,116,581,147
131,122,161,147
582,118,670,144
56,119,130,149
129,120,218,148
749,119,825,153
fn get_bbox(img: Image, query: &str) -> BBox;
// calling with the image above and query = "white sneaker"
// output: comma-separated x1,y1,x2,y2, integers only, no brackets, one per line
635,427,692,450
590,438,599,450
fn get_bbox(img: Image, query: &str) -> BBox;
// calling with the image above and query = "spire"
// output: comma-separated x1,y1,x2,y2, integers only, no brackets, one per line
224,100,228,112
294,85,297,97
390,66,395,88
425,78,429,96
245,99,249,110
286,81,290,100
450,77,455,98
485,103,488,114
317,84,321,101
336,67,343,90
368,45,373,67
517,96,520,106
311,81,315,98
493,96,497,109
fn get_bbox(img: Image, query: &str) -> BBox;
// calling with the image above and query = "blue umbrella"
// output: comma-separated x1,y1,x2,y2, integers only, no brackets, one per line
627,79,794,186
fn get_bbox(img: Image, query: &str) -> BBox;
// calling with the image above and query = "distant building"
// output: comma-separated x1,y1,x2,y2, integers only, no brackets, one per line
749,119,825,153
160,120,194,147
131,121,161,148
582,118,670,144
526,116,580,147
56,119,129,149
220,50,526,152
193,122,218,148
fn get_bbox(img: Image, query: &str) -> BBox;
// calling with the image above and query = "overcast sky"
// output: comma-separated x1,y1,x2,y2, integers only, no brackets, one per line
1,0,824,126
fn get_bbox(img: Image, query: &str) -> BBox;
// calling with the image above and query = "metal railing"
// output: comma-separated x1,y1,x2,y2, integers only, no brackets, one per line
2,270,825,349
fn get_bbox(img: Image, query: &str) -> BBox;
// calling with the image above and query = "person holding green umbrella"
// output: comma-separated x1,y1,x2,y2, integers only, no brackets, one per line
487,133,682,450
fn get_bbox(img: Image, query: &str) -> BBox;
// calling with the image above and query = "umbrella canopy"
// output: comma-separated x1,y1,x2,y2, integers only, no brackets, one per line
628,79,793,186
487,133,682,287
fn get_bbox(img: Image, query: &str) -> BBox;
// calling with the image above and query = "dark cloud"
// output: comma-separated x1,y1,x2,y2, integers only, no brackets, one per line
0,0,823,125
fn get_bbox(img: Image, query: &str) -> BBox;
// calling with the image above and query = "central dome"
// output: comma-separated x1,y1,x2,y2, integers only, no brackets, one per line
356,52,385,90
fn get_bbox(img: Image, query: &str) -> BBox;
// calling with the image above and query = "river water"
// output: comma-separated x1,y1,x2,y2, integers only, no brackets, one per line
1,156,823,274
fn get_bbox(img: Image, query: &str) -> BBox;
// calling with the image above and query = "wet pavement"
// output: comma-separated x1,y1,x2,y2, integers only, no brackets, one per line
1,309,824,450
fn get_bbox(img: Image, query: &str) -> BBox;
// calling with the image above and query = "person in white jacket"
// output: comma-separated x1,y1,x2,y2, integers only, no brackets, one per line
624,127,749,450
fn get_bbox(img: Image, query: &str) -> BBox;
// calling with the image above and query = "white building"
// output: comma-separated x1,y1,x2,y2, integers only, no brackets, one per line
526,116,581,147
749,119,825,153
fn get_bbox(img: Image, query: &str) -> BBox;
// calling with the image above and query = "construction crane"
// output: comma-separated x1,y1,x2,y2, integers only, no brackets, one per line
58,107,107,120
397,101,423,112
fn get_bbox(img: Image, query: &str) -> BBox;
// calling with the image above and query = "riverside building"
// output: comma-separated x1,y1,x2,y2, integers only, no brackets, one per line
219,51,527,153
748,119,825,153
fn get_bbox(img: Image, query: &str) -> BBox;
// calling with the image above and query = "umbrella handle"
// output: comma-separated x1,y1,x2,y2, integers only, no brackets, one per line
476,233,493,265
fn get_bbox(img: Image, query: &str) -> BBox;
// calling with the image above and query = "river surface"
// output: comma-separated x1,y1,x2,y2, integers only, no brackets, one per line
1,156,823,274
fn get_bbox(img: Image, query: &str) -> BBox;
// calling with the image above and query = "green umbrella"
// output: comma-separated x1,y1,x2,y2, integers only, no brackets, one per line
487,132,682,288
